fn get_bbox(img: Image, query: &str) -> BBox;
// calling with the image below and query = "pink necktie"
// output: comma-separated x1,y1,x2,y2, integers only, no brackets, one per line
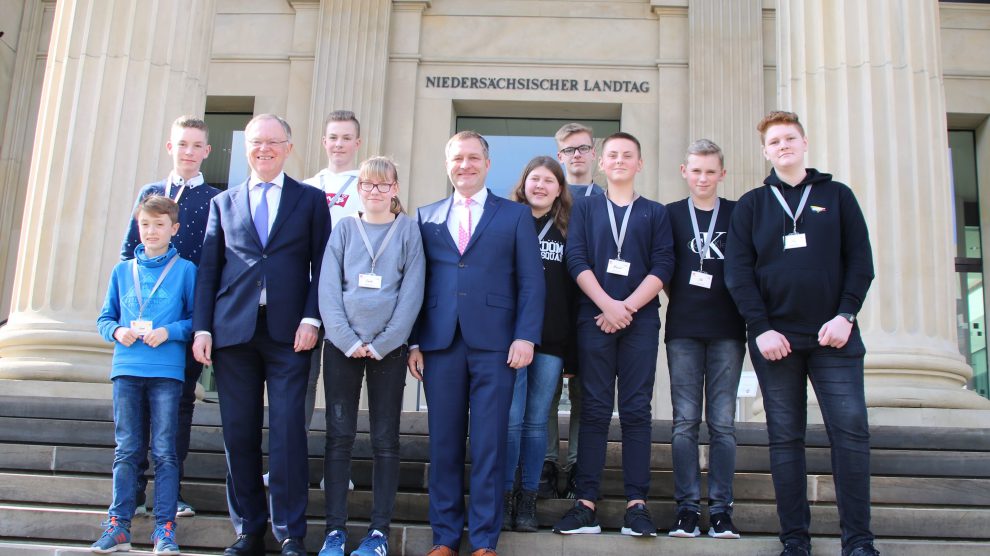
458,198,474,254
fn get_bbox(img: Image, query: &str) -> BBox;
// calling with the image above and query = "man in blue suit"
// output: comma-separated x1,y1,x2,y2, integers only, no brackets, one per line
192,114,329,556
407,131,546,556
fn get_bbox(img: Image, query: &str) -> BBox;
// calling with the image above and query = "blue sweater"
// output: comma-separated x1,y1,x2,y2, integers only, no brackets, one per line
97,245,196,381
120,179,222,265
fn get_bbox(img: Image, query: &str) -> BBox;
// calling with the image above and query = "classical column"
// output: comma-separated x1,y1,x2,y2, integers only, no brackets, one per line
303,0,392,172
776,0,990,425
688,0,765,198
0,0,216,397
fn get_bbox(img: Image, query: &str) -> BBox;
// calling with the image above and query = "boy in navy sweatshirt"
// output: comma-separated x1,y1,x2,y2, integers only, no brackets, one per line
120,115,220,517
725,111,877,556
553,132,674,538
95,195,197,554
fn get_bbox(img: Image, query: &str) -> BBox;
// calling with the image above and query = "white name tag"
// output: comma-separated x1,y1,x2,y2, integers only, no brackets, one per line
783,233,807,250
689,270,713,289
358,273,382,289
606,258,630,276
131,320,153,336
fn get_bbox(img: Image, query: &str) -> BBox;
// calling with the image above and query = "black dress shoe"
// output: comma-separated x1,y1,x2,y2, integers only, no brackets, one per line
281,537,307,556
224,533,265,556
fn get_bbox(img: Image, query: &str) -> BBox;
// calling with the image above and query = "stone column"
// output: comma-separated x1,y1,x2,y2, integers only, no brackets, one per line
776,0,990,425
0,0,216,397
688,0,766,198
303,0,392,172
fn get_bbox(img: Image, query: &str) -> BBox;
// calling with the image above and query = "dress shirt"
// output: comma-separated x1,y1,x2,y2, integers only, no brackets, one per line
165,171,206,199
447,187,488,245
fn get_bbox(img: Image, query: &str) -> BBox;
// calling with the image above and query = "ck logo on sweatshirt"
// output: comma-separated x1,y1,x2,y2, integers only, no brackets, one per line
689,231,726,259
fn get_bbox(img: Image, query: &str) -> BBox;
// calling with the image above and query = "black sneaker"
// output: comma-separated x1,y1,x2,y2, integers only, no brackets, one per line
514,489,538,532
847,544,879,556
552,501,601,535
708,511,740,539
668,508,701,538
537,461,558,499
781,543,811,556
620,503,657,537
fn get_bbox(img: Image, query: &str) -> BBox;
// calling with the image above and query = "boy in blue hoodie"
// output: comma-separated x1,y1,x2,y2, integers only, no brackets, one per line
94,195,197,555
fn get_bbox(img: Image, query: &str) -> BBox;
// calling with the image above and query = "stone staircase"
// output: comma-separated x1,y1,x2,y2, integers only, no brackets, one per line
1,395,989,555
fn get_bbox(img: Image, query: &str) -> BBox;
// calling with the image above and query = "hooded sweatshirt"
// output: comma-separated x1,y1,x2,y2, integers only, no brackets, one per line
97,244,196,381
724,168,874,338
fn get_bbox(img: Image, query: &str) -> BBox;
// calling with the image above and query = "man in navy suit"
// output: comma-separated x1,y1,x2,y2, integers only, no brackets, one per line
192,114,329,556
407,131,546,556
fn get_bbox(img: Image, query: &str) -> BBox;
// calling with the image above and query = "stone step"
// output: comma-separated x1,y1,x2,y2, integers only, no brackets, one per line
2,504,990,555
2,475,990,541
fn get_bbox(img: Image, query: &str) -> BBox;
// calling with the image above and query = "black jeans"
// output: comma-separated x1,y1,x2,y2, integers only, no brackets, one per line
750,329,873,554
323,342,407,534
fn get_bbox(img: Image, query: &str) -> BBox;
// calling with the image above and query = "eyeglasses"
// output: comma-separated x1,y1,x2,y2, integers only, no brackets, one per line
247,139,289,149
358,181,395,193
558,144,593,156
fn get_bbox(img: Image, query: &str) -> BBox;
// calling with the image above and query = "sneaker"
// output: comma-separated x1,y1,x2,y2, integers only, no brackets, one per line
708,511,740,539
134,490,147,516
552,501,601,534
152,521,180,555
562,465,578,499
176,497,196,517
501,490,515,531
319,529,346,556
91,516,131,553
351,529,388,556
668,508,701,538
847,544,880,556
537,460,558,499
781,543,811,556
620,503,657,537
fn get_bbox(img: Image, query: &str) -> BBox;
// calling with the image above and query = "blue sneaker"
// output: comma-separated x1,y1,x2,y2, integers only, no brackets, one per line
91,516,131,553
319,529,346,556
351,529,388,556
152,521,180,555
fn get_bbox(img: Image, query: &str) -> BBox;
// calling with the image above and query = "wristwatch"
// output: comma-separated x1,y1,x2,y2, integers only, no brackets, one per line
838,312,856,323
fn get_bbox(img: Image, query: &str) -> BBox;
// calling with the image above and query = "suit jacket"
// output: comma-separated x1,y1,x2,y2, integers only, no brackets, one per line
414,189,545,352
193,175,330,349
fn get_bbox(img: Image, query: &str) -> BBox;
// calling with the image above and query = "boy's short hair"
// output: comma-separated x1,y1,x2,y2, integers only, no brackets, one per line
554,122,594,145
136,195,180,224
685,138,724,166
446,130,490,160
602,131,642,157
172,115,209,141
757,111,805,143
323,110,361,137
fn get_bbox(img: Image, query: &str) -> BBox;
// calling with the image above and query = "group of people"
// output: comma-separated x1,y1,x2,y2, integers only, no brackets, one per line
93,108,877,556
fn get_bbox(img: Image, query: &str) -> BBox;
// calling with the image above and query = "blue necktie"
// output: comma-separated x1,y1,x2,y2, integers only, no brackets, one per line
254,182,274,246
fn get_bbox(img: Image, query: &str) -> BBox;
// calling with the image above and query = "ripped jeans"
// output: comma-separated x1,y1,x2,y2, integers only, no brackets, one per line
322,341,407,534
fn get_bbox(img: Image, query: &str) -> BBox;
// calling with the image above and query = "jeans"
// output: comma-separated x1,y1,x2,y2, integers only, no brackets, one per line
574,315,659,502
545,375,581,469
504,352,564,491
304,331,325,431
750,329,873,553
110,376,182,526
666,338,745,515
323,342,407,534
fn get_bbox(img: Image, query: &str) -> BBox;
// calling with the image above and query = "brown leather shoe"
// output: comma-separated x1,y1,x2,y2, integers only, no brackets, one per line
426,546,457,556
471,550,497,556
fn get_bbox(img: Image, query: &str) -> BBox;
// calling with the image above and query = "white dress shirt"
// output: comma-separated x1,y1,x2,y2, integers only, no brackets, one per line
447,187,488,245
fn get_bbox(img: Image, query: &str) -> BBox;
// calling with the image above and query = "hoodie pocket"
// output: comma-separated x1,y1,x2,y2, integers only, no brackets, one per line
761,268,835,326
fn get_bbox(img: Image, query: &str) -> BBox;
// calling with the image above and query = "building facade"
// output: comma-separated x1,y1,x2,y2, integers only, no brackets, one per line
1,0,989,425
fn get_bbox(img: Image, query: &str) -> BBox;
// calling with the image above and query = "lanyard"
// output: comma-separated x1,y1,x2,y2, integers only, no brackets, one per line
323,174,357,207
354,216,401,274
537,218,554,242
769,184,812,234
606,195,636,260
688,197,720,271
165,182,188,205
131,256,178,319
584,184,594,197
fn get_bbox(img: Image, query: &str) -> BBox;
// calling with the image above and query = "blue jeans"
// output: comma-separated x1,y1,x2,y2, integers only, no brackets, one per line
110,376,182,526
750,330,873,554
666,338,745,515
504,352,564,491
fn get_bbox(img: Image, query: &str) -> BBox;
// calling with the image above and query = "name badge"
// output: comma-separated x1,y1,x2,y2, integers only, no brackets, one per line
131,320,153,336
606,258,630,276
783,233,807,250
689,270,713,289
358,273,382,289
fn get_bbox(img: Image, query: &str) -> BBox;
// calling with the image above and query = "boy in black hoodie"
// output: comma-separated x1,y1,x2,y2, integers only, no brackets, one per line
725,111,877,556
